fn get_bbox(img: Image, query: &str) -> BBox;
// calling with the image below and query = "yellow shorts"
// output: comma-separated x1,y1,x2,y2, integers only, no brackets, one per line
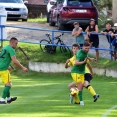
71,73,84,84
0,70,11,84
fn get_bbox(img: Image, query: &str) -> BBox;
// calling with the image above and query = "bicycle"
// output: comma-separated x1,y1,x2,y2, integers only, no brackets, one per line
40,33,71,57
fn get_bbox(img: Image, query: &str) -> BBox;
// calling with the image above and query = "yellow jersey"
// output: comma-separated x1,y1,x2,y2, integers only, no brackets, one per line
68,55,90,74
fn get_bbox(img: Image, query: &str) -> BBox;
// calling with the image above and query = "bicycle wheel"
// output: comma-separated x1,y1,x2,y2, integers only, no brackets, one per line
40,39,56,54
40,39,50,53
60,44,72,57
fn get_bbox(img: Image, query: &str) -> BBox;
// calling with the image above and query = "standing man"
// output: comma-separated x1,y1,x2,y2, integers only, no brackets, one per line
71,42,90,105
0,37,28,104
85,19,99,61
72,22,85,47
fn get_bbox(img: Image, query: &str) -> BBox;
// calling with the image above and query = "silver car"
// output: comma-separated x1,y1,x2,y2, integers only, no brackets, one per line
0,0,28,21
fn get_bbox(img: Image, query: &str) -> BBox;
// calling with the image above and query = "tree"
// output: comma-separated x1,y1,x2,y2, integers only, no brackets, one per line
112,0,117,23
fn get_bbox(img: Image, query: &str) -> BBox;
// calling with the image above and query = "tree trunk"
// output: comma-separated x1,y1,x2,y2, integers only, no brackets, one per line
112,0,117,23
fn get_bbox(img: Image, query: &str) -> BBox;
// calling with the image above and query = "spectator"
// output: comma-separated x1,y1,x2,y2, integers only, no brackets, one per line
85,19,99,61
72,22,84,47
101,23,114,43
111,23,117,61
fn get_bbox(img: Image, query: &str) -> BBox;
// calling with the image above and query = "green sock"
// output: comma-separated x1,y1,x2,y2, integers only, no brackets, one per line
78,91,83,101
7,90,10,98
2,86,11,99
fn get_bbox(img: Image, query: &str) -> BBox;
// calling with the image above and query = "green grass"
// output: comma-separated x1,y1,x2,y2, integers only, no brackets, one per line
1,41,117,70
0,71,117,117
27,18,47,23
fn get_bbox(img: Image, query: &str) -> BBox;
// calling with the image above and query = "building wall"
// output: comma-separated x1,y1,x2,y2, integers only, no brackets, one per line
26,0,47,5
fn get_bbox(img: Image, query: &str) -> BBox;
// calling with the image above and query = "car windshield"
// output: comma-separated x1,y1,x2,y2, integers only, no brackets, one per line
0,0,23,3
68,0,92,7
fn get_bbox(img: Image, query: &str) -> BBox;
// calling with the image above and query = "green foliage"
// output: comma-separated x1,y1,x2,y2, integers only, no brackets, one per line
0,72,117,117
27,18,47,23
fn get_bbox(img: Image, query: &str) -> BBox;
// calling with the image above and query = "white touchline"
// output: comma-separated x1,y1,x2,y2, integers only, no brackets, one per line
102,105,117,117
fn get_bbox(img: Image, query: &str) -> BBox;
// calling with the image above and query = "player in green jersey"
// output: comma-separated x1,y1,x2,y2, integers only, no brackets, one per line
0,37,28,104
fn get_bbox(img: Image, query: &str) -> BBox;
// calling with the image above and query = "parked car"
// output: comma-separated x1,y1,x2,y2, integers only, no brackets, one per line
48,0,98,30
0,0,28,21
46,0,56,23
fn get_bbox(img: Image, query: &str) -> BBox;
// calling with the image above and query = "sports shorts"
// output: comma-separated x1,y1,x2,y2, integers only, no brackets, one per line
71,73,84,84
0,70,11,84
85,73,92,83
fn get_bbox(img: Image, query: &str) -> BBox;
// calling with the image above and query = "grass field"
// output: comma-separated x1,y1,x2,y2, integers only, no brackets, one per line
0,71,117,117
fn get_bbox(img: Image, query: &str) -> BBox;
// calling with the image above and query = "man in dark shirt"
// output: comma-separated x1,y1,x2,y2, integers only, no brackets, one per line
101,23,114,43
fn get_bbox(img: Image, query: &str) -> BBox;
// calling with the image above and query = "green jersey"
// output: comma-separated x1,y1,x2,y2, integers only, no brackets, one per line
71,49,88,74
0,45,15,71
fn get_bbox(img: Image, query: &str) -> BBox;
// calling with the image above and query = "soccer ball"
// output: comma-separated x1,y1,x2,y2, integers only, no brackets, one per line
70,87,78,96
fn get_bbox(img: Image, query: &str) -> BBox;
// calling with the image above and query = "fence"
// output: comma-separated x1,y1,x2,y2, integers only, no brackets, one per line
0,16,114,60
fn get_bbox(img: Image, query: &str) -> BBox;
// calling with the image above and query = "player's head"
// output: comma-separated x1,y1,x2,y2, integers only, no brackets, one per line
72,43,80,55
82,42,90,53
74,22,79,29
90,19,95,26
106,23,111,30
9,37,18,49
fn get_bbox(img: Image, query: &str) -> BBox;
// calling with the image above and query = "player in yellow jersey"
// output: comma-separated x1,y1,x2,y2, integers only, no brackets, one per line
65,43,99,105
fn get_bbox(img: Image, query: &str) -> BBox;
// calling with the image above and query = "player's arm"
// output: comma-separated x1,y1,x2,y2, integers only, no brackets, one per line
75,58,87,65
87,57,97,62
65,59,70,68
86,62,93,78
11,56,28,72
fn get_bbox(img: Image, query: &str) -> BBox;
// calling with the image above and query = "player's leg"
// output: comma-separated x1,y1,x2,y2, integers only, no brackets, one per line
68,82,76,104
0,70,17,104
84,73,99,102
76,74,84,106
68,75,80,104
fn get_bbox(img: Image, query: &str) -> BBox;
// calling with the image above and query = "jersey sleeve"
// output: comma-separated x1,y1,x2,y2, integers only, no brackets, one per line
8,47,15,57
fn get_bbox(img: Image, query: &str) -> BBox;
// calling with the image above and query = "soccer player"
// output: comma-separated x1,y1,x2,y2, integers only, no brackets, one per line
0,37,28,104
66,42,93,105
65,44,99,105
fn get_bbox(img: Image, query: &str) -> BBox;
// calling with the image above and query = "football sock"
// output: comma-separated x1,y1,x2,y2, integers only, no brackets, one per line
74,91,80,103
2,86,11,99
86,85,96,96
7,91,11,100
78,91,83,101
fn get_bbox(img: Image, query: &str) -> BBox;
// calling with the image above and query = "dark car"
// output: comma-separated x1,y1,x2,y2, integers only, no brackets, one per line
48,0,98,30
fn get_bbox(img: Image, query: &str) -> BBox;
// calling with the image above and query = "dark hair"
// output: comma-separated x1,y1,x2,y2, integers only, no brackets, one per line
72,43,80,49
10,37,18,42
83,42,90,46
74,22,79,25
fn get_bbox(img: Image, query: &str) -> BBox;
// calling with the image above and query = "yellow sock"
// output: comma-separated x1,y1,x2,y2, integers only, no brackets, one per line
74,91,80,103
87,85,96,96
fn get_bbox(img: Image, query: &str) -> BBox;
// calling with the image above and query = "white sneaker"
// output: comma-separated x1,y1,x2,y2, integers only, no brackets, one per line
69,95,74,104
80,101,84,106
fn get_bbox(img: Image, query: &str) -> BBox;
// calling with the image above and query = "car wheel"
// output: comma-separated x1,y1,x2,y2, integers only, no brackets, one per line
47,12,49,23
22,19,27,22
49,13,55,26
57,16,64,30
